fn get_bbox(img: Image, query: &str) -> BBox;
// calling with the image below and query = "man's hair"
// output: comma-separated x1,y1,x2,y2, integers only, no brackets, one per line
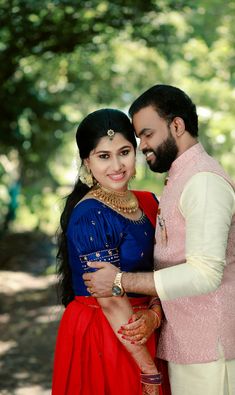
129,84,198,137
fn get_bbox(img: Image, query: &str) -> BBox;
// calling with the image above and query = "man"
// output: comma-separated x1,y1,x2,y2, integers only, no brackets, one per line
83,85,235,395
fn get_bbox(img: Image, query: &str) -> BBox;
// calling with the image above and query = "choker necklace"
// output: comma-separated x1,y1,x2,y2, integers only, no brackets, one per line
88,185,139,214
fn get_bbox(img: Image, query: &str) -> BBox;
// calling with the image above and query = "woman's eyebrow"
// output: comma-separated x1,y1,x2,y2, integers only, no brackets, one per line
94,145,131,154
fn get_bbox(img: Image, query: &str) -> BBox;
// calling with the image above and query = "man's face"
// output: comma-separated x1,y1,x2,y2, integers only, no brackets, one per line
132,106,178,173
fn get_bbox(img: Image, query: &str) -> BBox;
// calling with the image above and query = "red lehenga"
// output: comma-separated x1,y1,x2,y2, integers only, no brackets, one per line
52,191,171,395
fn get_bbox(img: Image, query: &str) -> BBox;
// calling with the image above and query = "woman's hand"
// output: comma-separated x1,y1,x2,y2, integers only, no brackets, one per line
118,308,161,345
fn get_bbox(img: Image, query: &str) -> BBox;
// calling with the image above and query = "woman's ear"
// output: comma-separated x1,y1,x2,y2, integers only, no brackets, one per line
83,158,90,168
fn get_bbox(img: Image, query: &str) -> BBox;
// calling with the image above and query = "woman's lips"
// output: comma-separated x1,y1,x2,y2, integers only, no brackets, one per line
108,172,126,181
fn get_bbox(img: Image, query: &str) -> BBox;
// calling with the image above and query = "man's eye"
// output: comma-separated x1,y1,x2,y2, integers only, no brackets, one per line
120,150,130,156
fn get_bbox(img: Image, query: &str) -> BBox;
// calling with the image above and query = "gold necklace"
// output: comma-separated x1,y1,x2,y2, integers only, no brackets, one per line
88,185,139,214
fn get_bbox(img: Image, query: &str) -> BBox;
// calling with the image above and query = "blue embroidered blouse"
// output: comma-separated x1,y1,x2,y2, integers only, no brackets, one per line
66,198,155,296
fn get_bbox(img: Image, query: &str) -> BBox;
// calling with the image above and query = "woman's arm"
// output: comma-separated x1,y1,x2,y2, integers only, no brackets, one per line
118,297,162,344
98,295,158,375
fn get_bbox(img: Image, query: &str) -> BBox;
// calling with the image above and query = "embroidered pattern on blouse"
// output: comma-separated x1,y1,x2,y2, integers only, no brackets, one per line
97,203,148,225
125,213,148,225
79,247,120,272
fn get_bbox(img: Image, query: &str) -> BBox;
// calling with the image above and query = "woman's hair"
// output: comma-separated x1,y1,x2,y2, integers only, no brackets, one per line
57,108,136,306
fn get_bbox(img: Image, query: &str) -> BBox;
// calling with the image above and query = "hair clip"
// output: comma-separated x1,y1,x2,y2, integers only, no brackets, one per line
107,129,115,140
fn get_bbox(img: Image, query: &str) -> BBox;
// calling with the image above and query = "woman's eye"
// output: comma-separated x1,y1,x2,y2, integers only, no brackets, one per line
99,154,109,159
120,150,130,156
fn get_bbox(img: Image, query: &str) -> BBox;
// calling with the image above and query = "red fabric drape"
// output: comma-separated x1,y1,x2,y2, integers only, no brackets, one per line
132,190,158,228
52,297,165,395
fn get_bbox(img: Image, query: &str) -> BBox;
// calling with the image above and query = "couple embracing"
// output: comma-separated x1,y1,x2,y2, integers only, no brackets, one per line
52,84,235,395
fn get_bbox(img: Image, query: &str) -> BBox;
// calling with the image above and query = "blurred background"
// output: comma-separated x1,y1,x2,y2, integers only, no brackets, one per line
0,0,235,393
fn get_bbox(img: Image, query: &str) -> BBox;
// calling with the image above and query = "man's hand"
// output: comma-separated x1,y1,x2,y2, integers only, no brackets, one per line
82,262,119,297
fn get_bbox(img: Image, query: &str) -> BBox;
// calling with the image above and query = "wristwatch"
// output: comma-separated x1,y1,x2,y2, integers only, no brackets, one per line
112,272,124,296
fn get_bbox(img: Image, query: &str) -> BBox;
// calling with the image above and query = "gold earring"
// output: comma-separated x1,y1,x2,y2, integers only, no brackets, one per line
79,164,94,188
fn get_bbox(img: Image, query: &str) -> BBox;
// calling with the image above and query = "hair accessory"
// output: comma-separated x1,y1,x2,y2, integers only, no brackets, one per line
88,185,138,214
107,129,115,140
79,164,94,188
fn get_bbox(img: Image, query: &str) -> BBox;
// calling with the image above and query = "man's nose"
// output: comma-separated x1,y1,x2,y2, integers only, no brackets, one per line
138,138,147,152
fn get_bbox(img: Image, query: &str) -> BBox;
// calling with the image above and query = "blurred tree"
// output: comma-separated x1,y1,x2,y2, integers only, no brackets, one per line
0,0,193,229
0,0,234,232
0,0,199,184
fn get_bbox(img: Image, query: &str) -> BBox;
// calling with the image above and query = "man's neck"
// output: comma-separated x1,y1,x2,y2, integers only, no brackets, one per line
177,136,198,158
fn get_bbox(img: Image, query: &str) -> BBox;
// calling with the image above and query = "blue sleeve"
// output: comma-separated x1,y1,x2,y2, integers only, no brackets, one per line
67,205,125,272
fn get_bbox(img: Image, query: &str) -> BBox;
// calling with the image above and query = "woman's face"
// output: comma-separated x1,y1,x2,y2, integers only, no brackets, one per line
85,133,136,192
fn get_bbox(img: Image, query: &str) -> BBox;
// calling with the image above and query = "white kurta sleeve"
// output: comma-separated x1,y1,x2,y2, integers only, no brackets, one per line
154,172,235,301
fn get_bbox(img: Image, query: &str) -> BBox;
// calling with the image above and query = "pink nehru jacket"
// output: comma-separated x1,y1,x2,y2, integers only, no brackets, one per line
155,143,235,364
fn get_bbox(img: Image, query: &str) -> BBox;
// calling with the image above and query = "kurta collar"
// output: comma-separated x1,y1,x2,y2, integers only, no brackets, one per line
168,142,204,178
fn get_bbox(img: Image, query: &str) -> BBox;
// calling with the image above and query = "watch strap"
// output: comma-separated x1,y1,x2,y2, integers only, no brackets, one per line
113,271,124,296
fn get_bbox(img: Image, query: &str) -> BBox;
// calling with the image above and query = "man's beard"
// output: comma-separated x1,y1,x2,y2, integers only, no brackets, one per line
146,133,178,173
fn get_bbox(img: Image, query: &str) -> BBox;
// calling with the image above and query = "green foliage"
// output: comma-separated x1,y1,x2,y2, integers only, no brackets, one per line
0,0,190,177
0,0,235,232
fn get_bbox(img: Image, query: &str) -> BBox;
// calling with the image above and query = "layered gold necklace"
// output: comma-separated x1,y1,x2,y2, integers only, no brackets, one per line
88,185,139,214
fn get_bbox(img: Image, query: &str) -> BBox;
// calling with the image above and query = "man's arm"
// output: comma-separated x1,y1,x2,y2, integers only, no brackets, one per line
83,262,158,297
84,173,235,300
123,272,157,295
154,172,235,301
115,172,235,342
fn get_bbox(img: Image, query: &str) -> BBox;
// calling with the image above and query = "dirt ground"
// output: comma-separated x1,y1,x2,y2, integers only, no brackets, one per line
0,232,64,395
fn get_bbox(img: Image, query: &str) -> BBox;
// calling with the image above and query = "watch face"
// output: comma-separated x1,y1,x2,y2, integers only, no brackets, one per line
112,285,122,296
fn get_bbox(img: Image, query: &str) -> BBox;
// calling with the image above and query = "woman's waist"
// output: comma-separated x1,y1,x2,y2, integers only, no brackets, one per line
74,295,151,310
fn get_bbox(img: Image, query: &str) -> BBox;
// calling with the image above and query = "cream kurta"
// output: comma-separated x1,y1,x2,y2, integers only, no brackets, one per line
154,144,235,364
152,143,235,394
154,171,235,300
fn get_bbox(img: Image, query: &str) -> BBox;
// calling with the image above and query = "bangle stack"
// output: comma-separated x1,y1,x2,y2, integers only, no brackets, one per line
150,308,161,329
148,297,161,309
148,297,162,329
140,372,162,385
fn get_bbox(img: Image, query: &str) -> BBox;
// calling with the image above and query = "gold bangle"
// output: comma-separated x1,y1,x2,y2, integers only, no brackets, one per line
150,308,161,328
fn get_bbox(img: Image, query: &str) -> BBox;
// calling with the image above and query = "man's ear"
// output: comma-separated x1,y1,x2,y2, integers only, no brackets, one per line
172,117,185,137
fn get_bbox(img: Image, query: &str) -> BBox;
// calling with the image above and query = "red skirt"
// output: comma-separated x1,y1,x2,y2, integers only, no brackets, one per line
52,296,170,395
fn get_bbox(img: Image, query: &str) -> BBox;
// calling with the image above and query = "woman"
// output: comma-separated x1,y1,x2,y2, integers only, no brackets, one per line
52,108,166,395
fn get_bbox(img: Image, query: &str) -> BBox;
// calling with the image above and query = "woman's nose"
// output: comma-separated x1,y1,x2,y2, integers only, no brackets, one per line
112,156,123,171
